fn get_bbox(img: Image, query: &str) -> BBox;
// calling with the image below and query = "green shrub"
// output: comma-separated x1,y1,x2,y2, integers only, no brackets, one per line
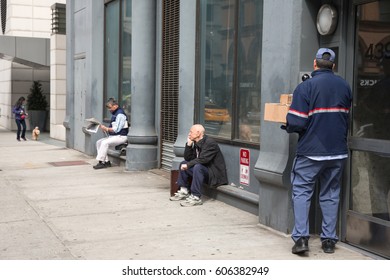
27,81,48,110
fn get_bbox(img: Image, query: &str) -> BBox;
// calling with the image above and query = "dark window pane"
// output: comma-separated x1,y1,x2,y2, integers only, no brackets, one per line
121,0,132,119
353,1,390,141
105,0,120,119
199,0,263,143
199,0,235,138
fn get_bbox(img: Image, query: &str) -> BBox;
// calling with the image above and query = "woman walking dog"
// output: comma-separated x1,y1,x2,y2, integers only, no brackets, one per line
12,97,28,141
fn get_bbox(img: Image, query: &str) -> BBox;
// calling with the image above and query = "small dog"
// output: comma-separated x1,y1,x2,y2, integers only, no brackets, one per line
32,127,40,140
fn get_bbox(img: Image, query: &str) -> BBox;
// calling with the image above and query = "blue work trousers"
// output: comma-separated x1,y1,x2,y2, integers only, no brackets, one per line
291,156,346,242
177,161,209,198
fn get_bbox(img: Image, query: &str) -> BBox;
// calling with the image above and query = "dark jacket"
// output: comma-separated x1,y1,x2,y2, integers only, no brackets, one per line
109,107,129,136
286,69,352,156
184,135,228,187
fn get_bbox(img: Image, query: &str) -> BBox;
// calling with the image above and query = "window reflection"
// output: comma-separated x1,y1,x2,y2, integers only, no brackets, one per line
105,0,120,117
351,151,390,221
237,0,262,143
104,0,132,120
121,0,132,120
353,1,390,141
200,0,234,138
199,0,262,143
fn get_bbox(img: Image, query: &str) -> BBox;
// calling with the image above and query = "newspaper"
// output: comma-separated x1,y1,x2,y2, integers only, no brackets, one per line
85,117,102,134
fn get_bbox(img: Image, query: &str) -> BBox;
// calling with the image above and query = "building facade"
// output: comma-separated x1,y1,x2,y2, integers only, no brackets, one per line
65,0,390,258
0,0,66,140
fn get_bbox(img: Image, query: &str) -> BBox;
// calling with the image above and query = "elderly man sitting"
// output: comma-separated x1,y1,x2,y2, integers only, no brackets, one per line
170,124,228,207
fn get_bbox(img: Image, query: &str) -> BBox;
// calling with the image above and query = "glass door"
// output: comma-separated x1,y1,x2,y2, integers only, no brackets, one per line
347,0,390,258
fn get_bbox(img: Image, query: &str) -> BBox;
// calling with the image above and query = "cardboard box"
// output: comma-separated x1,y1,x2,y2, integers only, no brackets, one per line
264,103,290,123
280,94,293,105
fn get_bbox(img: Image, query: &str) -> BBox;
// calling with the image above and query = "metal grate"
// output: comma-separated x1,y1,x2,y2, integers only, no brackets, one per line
161,0,180,170
1,0,6,34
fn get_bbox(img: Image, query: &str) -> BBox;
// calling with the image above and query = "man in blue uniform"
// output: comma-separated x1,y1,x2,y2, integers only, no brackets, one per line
283,48,352,254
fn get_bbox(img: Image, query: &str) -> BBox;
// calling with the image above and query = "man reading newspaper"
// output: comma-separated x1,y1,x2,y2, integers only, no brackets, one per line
92,98,129,169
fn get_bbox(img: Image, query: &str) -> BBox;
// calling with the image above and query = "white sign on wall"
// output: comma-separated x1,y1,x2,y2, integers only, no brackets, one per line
240,148,250,186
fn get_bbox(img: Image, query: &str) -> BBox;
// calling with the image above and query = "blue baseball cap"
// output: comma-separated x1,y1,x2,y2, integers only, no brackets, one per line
316,48,336,62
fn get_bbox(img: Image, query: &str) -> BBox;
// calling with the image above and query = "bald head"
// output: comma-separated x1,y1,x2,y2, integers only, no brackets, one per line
188,124,205,142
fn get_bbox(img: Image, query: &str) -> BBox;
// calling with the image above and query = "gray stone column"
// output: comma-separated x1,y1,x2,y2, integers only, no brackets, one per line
64,0,75,148
254,0,302,233
126,0,158,170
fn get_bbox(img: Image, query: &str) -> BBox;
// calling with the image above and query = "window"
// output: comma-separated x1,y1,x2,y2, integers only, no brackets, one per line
352,1,390,141
104,0,132,120
198,0,263,143
350,0,390,221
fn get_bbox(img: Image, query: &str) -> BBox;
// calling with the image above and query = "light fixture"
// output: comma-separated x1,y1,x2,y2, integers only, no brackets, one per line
316,4,338,36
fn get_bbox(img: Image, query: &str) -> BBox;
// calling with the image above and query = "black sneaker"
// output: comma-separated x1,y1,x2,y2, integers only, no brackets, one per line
22,137,27,141
321,239,336,254
292,237,309,254
105,161,112,167
93,162,107,169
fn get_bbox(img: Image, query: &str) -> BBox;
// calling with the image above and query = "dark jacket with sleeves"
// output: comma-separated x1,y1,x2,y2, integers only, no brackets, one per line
184,135,228,187
286,69,352,156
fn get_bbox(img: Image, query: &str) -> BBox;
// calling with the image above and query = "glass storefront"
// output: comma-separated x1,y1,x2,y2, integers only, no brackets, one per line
353,2,390,142
198,0,263,143
348,0,390,258
352,0,390,220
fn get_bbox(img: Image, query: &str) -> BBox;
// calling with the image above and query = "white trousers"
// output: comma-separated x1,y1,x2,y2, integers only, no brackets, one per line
96,135,127,162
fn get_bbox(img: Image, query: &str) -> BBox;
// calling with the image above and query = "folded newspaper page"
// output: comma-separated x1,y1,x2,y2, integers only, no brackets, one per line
85,117,101,133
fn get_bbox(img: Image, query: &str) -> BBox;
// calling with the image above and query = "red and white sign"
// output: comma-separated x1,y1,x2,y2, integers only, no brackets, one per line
239,148,250,186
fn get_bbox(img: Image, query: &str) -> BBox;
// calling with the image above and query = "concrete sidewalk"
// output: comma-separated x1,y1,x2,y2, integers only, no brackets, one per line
0,127,374,260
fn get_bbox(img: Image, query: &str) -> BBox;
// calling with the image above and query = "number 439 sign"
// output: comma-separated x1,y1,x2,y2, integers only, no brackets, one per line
240,149,250,186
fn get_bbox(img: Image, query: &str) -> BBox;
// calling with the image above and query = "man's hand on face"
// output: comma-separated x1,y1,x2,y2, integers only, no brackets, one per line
187,137,193,146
